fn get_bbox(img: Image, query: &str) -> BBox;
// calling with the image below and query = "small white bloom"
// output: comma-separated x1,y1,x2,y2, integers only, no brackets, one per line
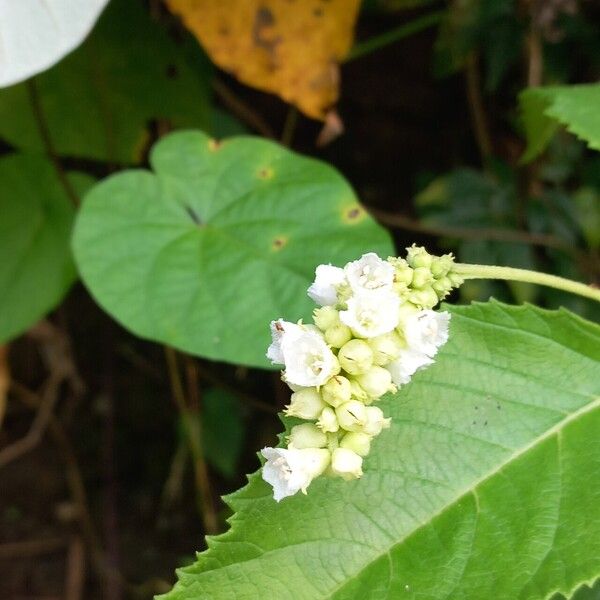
331,447,363,480
339,291,400,339
404,310,450,357
281,328,339,387
386,349,433,386
345,252,395,293
261,447,330,502
307,264,346,306
266,319,303,365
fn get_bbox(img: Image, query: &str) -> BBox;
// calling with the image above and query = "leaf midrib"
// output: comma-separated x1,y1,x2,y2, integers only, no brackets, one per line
325,394,600,600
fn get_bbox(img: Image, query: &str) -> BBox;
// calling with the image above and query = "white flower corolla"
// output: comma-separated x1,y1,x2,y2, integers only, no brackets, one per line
386,349,433,386
261,447,330,502
404,310,450,357
331,447,363,480
281,328,340,387
307,264,346,306
339,291,400,339
267,319,303,365
344,253,395,293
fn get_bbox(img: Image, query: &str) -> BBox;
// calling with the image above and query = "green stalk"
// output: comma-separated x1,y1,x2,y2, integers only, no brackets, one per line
454,263,600,303
346,11,444,62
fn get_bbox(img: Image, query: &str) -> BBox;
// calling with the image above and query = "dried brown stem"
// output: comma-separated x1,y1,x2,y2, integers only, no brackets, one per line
64,536,86,600
464,53,493,163
0,537,66,559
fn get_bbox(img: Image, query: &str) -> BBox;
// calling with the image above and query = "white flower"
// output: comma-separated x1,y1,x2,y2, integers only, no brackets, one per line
307,264,346,306
331,447,363,480
345,253,394,293
404,310,450,357
281,328,339,387
261,447,330,501
339,291,400,339
386,349,433,386
267,319,303,365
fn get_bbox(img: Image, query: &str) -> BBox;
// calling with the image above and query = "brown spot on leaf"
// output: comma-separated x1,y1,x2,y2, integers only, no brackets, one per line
342,203,366,225
258,167,274,179
208,139,221,152
271,236,288,251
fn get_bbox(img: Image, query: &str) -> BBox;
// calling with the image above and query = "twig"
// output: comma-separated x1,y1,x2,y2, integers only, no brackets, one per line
346,10,444,62
26,80,80,207
164,347,218,534
160,439,189,510
0,373,62,468
212,78,276,139
64,536,86,600
464,52,493,163
0,537,66,559
281,106,298,147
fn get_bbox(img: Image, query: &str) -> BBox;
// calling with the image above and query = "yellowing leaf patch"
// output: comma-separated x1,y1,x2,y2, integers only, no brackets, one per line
166,0,361,120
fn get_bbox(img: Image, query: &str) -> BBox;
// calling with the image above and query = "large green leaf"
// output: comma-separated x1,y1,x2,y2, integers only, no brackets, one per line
162,301,600,600
0,0,210,164
0,154,94,343
72,130,393,368
520,84,600,163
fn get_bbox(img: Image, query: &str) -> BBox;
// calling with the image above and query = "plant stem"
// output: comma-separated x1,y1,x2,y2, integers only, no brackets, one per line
346,11,444,62
454,263,600,303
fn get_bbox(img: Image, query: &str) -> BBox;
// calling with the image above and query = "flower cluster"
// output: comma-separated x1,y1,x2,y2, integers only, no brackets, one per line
261,246,461,501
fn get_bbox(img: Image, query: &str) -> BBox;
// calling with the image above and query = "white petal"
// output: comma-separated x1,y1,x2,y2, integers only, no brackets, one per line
339,291,400,338
307,264,346,306
281,329,338,387
386,349,433,385
403,310,450,356
0,0,110,87
345,253,394,293
266,319,303,365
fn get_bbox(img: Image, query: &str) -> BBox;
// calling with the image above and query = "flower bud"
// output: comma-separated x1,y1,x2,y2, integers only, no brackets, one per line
368,331,404,366
338,339,373,375
317,406,339,433
406,244,433,268
363,406,392,436
354,366,396,399
340,431,371,457
313,306,339,331
331,447,363,480
408,287,439,309
287,423,328,449
335,400,367,433
432,276,452,299
448,272,464,287
349,378,369,403
284,388,326,420
411,266,434,289
396,302,420,324
324,323,352,348
431,253,454,278
321,375,352,407
389,257,414,288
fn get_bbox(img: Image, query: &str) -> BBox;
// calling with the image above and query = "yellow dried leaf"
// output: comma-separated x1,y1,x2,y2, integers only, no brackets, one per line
166,0,361,120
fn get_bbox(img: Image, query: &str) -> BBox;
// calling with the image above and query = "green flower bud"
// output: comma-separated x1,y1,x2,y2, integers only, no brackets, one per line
368,331,403,366
408,286,439,309
349,378,369,403
432,276,452,299
340,431,372,457
431,253,454,278
397,302,420,324
338,339,373,375
354,366,396,399
335,400,367,432
322,375,352,407
406,244,433,268
331,447,363,480
284,388,326,420
389,257,414,288
363,406,392,436
411,266,434,289
324,323,352,348
448,272,465,288
287,423,328,449
313,306,339,331
317,406,339,433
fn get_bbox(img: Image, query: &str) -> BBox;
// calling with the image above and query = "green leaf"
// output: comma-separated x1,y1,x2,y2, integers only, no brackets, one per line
0,0,210,164
161,301,600,600
72,130,393,368
202,388,245,479
0,154,94,343
520,84,600,163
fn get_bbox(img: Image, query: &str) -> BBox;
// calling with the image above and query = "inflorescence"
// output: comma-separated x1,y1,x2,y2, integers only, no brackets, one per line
261,246,462,501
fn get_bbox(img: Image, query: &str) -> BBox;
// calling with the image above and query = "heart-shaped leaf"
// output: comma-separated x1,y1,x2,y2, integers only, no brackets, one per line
0,154,94,343
72,130,393,367
161,301,600,600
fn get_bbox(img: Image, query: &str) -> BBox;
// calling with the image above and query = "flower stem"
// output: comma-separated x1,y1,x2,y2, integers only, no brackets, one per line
453,263,600,303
